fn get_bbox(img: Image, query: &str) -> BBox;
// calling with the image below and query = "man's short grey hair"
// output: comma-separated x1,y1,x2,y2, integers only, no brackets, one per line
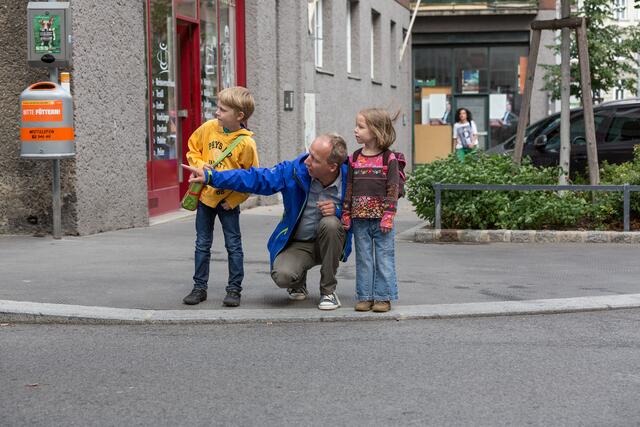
321,133,348,166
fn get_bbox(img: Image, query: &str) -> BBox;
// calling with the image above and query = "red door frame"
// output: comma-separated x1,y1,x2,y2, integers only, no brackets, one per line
146,0,246,216
177,20,202,198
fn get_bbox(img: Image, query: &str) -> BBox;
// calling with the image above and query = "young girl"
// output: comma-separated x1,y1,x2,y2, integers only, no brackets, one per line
453,107,478,161
341,108,399,313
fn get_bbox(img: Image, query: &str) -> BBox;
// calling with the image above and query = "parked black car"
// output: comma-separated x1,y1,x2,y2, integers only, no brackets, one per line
487,98,640,175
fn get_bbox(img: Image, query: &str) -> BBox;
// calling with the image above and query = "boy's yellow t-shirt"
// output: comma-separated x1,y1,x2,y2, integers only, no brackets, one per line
186,119,259,209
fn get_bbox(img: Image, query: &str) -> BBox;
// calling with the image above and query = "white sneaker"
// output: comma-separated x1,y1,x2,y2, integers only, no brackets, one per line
318,293,341,310
287,287,308,301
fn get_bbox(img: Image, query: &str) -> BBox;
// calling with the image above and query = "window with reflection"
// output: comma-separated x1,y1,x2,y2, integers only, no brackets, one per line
414,47,451,87
219,0,236,90
199,0,236,122
455,47,488,93
176,0,197,18
200,0,218,121
148,0,177,161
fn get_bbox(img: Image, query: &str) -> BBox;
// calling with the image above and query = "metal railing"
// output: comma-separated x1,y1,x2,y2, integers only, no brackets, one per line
414,0,538,8
433,183,640,232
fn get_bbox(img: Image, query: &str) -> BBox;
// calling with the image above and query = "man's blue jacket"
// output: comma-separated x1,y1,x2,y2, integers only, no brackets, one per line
204,153,353,268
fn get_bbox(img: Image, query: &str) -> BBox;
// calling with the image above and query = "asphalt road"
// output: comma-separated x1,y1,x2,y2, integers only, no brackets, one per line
2,310,640,426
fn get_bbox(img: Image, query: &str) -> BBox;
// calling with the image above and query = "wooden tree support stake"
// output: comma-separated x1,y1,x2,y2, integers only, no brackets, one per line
513,17,600,185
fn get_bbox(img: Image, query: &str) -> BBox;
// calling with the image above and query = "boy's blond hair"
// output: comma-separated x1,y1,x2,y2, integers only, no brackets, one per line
358,108,399,150
218,86,255,121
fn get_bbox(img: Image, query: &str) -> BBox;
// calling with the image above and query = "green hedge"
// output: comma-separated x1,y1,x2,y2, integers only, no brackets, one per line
405,147,640,230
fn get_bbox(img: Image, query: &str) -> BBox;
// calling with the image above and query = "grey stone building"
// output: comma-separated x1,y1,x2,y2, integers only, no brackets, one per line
0,0,412,236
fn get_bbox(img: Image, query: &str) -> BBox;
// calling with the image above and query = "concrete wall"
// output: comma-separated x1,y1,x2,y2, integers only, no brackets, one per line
0,1,148,236
245,0,412,170
71,0,148,235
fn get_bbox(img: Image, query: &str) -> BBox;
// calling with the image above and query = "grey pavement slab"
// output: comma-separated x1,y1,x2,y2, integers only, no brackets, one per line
1,199,640,318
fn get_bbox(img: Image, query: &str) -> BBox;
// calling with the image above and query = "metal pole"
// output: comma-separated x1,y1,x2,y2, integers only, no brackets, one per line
558,0,571,185
47,0,61,239
623,183,630,232
399,0,422,63
52,159,62,239
434,184,442,230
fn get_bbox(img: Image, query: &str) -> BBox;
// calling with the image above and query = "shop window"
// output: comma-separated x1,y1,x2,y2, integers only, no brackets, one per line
370,9,380,81
414,47,452,88
176,0,197,18
200,0,218,121
488,45,528,146
219,0,236,89
199,0,236,122
147,0,178,162
489,46,528,94
455,47,488,94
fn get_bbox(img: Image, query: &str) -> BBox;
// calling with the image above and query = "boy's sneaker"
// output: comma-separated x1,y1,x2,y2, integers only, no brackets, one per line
223,291,241,307
287,287,308,301
372,301,391,312
318,293,341,310
183,288,207,305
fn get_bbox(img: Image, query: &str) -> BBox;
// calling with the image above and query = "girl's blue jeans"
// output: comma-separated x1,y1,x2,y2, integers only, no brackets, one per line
352,218,398,302
193,202,244,293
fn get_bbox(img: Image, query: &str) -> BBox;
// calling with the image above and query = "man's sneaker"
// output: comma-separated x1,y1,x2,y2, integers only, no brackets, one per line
223,291,241,307
318,293,341,310
287,287,309,301
183,288,207,305
372,301,391,312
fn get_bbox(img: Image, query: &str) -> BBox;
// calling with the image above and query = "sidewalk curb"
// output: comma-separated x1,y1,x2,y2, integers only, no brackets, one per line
2,294,640,325
399,223,640,244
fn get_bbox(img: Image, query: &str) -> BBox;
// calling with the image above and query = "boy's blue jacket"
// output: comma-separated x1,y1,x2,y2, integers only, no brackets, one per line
205,153,353,268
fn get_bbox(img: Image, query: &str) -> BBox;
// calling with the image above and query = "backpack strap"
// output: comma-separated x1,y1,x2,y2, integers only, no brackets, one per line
211,135,245,168
381,149,394,173
350,148,364,166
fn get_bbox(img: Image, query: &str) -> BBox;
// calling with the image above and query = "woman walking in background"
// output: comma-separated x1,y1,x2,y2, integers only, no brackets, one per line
453,107,478,161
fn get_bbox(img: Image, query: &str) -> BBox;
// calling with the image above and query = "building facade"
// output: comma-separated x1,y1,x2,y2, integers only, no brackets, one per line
593,0,640,102
0,0,412,236
411,0,556,163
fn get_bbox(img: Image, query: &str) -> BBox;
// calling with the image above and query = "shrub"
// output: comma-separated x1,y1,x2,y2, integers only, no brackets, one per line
405,151,639,230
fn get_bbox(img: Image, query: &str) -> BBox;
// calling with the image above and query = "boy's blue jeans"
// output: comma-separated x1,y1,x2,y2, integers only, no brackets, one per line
193,202,243,293
352,218,398,302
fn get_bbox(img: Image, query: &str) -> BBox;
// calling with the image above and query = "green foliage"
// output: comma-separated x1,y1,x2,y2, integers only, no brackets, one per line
406,151,640,230
541,0,640,101
596,146,640,223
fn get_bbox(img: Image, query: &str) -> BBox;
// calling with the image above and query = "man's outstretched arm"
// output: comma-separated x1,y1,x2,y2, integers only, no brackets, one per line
181,162,289,196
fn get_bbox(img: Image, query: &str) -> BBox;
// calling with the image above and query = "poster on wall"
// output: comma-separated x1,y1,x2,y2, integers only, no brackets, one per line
33,14,61,55
489,93,519,146
428,94,452,126
461,70,479,94
489,94,507,120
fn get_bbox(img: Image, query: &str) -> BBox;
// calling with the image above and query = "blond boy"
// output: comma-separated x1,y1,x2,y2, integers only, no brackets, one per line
183,87,259,307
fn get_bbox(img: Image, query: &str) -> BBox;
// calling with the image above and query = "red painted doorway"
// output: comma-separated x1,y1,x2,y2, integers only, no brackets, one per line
177,20,202,198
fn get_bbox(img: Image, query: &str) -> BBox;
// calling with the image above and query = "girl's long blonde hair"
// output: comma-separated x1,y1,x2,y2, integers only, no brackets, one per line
358,108,399,150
